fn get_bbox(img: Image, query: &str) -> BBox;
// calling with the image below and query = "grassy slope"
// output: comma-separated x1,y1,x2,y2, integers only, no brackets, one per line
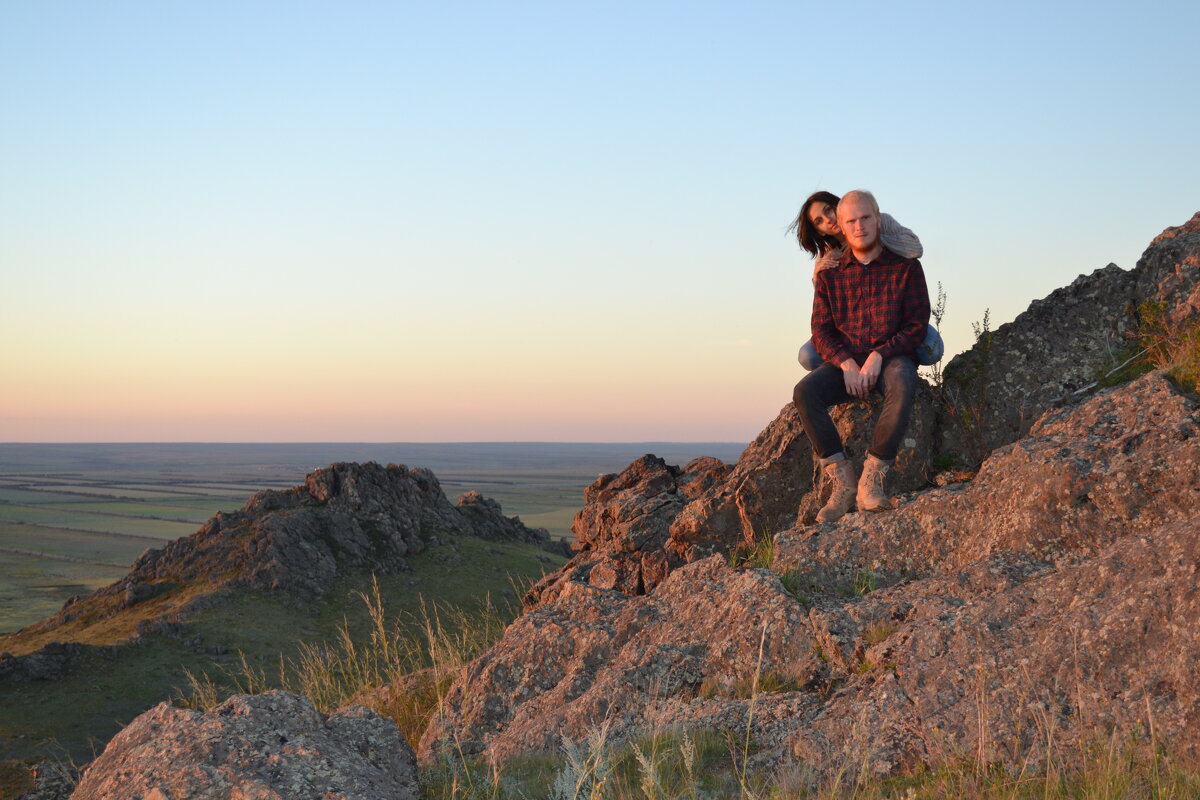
0,534,563,765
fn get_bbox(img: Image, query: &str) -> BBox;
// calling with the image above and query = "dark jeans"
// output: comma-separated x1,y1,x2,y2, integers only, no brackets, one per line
792,356,917,463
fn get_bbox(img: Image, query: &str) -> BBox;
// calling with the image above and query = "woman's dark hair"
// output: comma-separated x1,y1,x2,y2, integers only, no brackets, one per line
787,190,842,257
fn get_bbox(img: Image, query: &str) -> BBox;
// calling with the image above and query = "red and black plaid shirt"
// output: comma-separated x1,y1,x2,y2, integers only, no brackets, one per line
811,246,930,367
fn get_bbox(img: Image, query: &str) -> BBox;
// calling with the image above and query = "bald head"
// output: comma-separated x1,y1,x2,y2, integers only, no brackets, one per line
837,190,883,261
839,190,879,217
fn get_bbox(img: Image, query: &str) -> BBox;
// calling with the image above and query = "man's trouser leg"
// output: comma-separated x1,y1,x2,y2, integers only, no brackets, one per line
793,363,852,462
868,356,918,461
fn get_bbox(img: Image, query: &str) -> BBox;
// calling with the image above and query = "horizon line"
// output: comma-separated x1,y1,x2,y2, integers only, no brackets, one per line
0,440,750,446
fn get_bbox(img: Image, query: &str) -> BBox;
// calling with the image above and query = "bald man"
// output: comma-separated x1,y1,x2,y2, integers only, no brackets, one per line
793,190,931,522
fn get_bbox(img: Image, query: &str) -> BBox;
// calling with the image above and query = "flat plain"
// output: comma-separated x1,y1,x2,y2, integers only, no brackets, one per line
0,442,743,633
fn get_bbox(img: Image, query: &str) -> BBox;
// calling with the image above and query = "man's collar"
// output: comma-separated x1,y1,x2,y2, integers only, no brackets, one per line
841,245,903,268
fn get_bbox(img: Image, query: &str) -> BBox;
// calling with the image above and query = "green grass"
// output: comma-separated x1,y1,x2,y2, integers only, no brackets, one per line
0,534,564,765
1137,301,1200,395
729,529,776,570
0,454,594,635
420,725,1200,799
0,522,155,561
0,504,196,539
0,554,126,634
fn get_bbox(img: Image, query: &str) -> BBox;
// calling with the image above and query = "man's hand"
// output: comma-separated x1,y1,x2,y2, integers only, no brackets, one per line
860,351,884,391
840,359,870,399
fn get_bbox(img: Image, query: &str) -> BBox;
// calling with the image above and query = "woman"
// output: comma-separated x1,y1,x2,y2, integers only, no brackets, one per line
789,190,943,370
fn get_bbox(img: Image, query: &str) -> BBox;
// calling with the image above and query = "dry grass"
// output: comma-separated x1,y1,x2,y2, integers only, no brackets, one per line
1137,301,1200,394
177,575,517,748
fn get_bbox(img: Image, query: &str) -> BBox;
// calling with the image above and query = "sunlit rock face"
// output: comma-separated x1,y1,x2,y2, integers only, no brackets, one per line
430,214,1200,780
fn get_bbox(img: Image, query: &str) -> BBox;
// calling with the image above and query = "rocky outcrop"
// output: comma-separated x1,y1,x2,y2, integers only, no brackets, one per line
785,517,1200,776
423,371,1200,776
772,370,1200,587
525,456,730,605
940,211,1200,459
455,490,568,554
21,462,550,639
526,389,938,607
664,383,937,557
70,692,418,800
423,554,819,762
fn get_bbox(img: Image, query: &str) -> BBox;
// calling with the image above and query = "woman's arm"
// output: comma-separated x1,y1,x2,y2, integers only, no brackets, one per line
811,247,842,284
879,212,923,258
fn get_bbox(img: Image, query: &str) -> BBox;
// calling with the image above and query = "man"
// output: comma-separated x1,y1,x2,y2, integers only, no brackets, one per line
793,190,930,522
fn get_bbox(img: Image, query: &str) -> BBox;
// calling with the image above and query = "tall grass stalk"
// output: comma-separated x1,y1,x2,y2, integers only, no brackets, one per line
1138,300,1200,393
177,575,516,746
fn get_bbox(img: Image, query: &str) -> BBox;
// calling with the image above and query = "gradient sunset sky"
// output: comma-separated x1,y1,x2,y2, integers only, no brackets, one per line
3,1,1197,443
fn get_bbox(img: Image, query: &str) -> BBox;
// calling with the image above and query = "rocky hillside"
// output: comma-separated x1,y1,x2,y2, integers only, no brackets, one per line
3,461,556,658
0,461,564,786
420,213,1200,777
19,213,1199,796
422,371,1199,777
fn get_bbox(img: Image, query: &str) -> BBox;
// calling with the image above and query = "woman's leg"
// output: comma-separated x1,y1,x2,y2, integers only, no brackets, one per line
798,339,824,371
916,324,944,366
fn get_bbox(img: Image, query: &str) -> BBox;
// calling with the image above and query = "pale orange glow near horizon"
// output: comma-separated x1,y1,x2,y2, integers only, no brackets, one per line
4,3,1194,443
3,313,796,441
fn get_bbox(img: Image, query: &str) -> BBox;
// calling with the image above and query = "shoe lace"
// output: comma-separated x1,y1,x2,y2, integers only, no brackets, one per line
867,461,887,490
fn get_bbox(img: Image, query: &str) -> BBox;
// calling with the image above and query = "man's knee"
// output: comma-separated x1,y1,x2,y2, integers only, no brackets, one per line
793,370,827,410
792,378,808,409
882,356,917,384
876,357,916,399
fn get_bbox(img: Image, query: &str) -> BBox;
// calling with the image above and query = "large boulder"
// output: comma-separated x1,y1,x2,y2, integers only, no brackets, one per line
423,555,818,763
524,455,730,605
70,692,417,800
525,386,937,607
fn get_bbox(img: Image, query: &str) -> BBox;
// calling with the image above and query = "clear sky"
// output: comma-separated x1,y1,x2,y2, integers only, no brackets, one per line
2,1,1197,443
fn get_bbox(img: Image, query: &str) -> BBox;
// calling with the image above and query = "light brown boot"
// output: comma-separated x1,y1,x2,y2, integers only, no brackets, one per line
816,459,857,523
857,454,893,512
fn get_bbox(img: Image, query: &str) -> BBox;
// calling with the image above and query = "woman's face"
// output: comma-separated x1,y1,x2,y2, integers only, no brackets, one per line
808,202,841,238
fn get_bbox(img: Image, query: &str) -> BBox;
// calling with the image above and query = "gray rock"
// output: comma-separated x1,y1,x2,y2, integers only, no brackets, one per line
526,386,937,606
939,211,1200,461
70,691,418,800
455,490,552,548
14,760,76,800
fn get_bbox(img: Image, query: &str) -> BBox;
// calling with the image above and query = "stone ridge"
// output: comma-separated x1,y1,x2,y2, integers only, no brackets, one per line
940,210,1200,456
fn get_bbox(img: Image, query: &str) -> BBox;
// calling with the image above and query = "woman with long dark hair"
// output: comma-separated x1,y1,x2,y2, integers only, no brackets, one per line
789,190,942,369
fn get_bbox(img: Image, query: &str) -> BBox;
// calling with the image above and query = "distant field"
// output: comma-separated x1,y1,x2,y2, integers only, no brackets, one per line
0,442,745,633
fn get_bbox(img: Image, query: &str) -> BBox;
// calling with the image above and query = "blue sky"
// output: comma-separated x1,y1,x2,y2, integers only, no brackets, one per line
2,1,1197,441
